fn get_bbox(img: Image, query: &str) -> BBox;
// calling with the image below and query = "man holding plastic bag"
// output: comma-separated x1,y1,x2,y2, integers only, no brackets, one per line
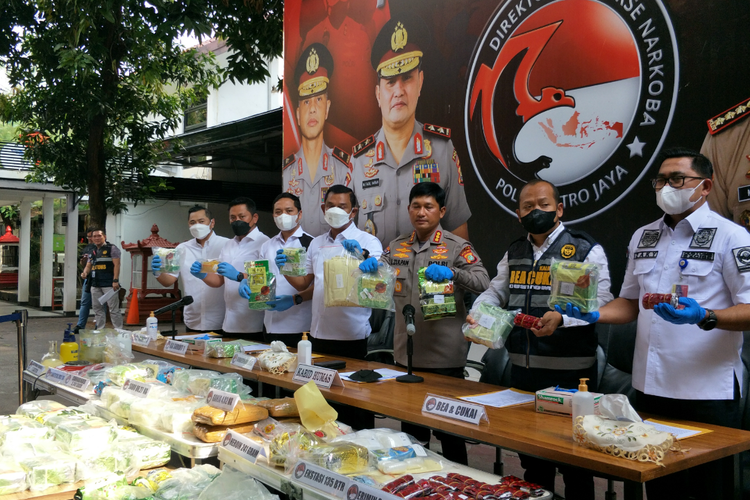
278,185,382,360
377,182,489,464
467,179,613,500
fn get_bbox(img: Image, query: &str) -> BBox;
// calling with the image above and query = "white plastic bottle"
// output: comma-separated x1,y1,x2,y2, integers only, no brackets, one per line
572,377,595,433
146,311,158,340
297,331,312,366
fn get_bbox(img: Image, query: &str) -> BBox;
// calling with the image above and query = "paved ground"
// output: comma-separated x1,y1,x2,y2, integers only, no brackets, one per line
0,307,627,498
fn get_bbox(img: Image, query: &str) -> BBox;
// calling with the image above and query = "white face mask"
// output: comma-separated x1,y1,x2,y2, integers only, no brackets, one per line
656,180,704,215
324,207,352,229
274,213,299,231
189,223,211,239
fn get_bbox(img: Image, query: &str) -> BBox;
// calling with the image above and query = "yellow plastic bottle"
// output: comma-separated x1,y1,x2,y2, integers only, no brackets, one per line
60,323,79,363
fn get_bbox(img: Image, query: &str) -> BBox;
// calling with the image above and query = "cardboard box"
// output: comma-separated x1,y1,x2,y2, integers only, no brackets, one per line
535,387,603,417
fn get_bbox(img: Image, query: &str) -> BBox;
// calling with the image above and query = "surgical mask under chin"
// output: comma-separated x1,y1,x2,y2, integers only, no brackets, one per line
274,213,299,231
231,220,251,237
656,181,704,215
520,209,557,234
325,207,352,228
189,223,211,239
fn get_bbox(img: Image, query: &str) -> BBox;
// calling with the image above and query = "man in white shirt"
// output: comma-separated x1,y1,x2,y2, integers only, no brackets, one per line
240,193,314,347
278,184,382,359
151,206,229,333
566,148,750,499
191,197,269,341
468,179,613,500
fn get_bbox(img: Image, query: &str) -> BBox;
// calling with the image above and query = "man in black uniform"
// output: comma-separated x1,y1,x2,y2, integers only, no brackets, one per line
75,229,95,333
81,228,123,329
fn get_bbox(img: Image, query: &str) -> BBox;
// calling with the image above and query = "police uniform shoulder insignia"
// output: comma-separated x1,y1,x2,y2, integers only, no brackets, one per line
432,230,442,243
353,136,374,157
452,148,464,186
459,246,477,264
283,154,295,170
430,254,447,260
690,227,717,249
423,123,451,138
407,231,416,244
638,229,661,248
732,246,750,273
560,244,576,259
332,146,350,166
707,97,750,135
384,246,390,256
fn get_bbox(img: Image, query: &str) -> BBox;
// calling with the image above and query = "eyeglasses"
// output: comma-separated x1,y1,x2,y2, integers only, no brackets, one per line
651,176,706,189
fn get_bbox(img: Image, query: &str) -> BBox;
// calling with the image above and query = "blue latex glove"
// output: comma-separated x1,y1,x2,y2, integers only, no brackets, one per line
151,255,162,275
217,262,241,280
268,295,295,312
554,303,600,323
425,264,453,282
341,239,362,255
653,297,706,325
190,261,207,279
238,279,251,299
275,249,287,269
359,257,379,273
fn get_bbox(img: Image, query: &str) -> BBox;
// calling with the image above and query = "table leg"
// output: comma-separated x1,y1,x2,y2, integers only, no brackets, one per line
494,448,503,476
623,480,643,500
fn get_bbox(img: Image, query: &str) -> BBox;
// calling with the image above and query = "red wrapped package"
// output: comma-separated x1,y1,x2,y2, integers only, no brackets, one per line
396,483,425,499
447,473,472,483
511,490,530,499
416,479,434,496
642,293,679,309
383,475,414,494
460,486,480,498
513,313,543,330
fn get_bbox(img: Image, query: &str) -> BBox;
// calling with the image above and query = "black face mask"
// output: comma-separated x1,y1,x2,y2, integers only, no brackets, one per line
520,209,557,235
231,220,251,237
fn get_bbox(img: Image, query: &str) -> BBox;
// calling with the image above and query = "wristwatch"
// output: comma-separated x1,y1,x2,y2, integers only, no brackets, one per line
112,279,119,283
236,272,244,283
294,294,303,305
697,309,718,331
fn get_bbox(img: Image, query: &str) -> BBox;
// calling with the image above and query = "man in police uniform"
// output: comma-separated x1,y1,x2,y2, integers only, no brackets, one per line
567,148,750,499
700,96,750,230
81,228,123,329
468,179,613,500
75,229,95,332
283,43,352,237
377,182,489,464
350,15,471,246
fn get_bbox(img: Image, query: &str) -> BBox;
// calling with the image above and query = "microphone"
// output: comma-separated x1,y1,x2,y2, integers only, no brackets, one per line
153,296,194,316
403,304,416,336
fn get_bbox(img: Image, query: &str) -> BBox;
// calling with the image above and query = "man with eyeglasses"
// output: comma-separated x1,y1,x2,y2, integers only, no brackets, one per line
563,147,750,498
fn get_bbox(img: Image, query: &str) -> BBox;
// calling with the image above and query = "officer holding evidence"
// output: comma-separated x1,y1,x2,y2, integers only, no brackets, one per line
376,182,489,464
284,43,352,237
468,179,613,500
350,15,470,246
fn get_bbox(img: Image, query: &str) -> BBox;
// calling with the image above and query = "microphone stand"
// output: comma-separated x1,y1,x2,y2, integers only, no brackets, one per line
397,325,423,384
159,309,178,339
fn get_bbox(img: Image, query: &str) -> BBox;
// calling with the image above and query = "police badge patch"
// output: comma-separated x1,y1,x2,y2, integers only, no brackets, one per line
689,228,717,249
733,246,750,273
638,230,661,248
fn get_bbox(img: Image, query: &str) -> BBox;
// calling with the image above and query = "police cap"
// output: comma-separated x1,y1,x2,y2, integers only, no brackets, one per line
295,43,334,99
371,15,428,79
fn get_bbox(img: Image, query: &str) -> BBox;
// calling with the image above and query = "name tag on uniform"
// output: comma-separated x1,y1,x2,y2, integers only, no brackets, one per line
738,185,750,203
681,251,714,261
633,251,658,259
362,179,380,189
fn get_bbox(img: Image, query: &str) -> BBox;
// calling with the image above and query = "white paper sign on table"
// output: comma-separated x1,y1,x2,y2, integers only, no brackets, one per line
132,332,151,347
292,461,348,499
46,367,67,383
422,393,487,425
344,481,400,500
122,379,152,398
64,374,90,391
460,389,535,409
27,360,46,376
164,339,189,355
292,364,344,389
230,353,257,370
220,430,265,463
207,388,240,412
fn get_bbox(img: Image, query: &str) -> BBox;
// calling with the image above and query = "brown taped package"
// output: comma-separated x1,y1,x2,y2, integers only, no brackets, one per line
191,403,269,426
256,397,299,417
193,422,256,443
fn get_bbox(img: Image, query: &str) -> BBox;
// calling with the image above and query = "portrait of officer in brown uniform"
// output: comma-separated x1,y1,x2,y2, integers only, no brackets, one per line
350,15,471,246
283,43,353,237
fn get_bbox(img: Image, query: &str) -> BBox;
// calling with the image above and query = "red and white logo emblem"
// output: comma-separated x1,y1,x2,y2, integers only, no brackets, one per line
465,0,678,222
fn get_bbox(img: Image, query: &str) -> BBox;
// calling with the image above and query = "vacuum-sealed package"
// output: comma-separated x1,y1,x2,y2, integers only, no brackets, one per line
462,302,516,349
418,267,456,320
151,247,183,274
280,247,307,277
199,259,220,274
321,246,361,307
244,261,276,310
548,259,600,313
205,341,244,359
346,263,396,311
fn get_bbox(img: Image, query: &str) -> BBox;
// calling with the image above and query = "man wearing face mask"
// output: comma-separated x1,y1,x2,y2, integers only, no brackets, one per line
151,206,229,333
467,179,613,500
564,148,750,499
191,197,270,341
240,193,314,346
278,184,382,359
